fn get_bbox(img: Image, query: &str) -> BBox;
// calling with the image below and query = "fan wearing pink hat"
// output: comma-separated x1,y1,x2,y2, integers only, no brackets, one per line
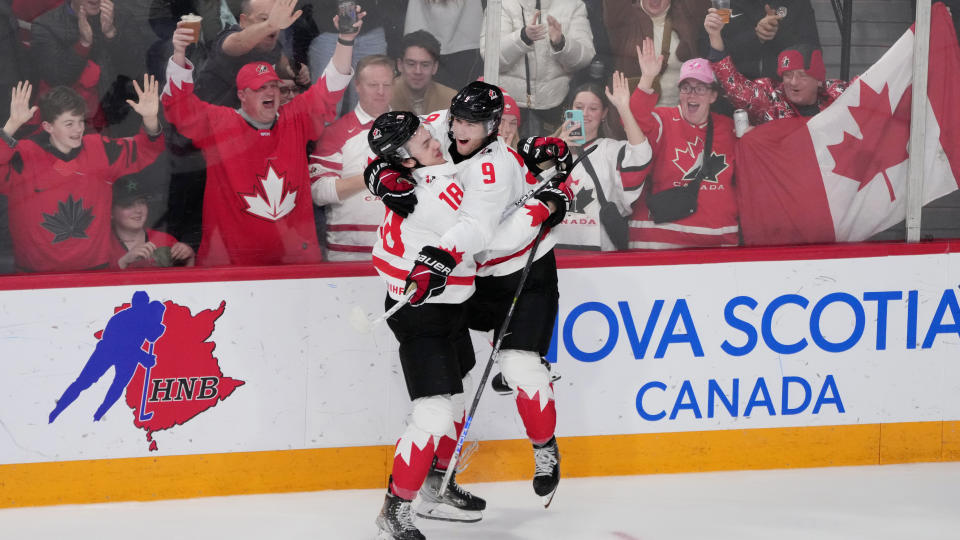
626,37,740,249
704,7,849,125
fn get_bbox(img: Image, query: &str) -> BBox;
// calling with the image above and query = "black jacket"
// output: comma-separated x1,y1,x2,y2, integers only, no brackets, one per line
701,0,821,80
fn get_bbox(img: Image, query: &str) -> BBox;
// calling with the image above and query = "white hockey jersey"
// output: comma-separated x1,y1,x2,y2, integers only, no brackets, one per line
371,162,477,303
310,104,381,261
421,110,556,277
553,137,653,251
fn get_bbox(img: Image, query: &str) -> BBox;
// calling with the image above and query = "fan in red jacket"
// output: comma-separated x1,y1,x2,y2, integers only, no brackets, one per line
0,78,164,273
162,7,359,266
627,38,739,249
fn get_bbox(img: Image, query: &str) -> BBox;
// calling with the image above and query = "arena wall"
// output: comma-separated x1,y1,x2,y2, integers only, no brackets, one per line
2,242,959,508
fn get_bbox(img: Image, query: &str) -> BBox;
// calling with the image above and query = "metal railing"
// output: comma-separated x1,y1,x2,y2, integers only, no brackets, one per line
829,0,855,79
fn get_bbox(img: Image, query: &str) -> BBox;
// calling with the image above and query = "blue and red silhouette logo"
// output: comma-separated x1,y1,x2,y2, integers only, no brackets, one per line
49,291,245,451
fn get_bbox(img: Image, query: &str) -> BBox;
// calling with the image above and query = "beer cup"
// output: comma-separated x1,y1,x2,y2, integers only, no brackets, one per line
713,0,731,24
181,13,202,44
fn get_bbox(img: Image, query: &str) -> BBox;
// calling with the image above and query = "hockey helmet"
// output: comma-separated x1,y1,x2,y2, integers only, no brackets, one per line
368,111,421,164
449,81,504,137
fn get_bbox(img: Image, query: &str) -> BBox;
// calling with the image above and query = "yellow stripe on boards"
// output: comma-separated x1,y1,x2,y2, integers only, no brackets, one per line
2,421,958,508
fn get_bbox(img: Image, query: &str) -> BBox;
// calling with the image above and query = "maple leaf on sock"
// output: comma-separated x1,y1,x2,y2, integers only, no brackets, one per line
828,83,912,202
41,195,94,243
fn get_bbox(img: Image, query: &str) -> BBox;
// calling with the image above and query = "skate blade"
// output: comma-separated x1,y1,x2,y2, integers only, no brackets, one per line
414,501,482,523
542,485,558,508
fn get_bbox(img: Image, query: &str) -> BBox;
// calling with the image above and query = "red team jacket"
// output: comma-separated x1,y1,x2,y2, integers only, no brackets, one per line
162,58,350,266
628,88,739,249
0,130,164,272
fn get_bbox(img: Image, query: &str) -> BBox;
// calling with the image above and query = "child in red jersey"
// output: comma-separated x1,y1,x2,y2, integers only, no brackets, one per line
110,177,194,269
0,78,164,273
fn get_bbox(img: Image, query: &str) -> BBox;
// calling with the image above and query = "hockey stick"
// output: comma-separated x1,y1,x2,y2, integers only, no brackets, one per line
438,226,548,498
138,341,156,422
348,287,416,333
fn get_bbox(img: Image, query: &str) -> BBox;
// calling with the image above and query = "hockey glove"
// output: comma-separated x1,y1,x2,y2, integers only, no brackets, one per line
405,246,458,306
364,159,417,218
534,179,572,229
518,137,573,177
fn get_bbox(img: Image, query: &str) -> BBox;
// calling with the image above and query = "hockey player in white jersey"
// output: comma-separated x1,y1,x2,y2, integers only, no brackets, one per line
366,112,487,540
366,82,572,508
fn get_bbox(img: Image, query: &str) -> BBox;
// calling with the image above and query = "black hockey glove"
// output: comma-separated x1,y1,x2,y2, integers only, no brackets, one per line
405,246,458,307
364,159,417,218
518,137,573,177
534,178,573,229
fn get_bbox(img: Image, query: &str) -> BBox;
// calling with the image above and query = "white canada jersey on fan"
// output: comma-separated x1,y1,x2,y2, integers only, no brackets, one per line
421,109,557,278
371,161,478,304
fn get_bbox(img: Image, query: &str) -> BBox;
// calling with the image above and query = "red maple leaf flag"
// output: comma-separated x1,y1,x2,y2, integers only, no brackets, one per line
736,3,960,245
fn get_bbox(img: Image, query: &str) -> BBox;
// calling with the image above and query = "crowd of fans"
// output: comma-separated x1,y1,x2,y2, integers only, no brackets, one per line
0,0,950,274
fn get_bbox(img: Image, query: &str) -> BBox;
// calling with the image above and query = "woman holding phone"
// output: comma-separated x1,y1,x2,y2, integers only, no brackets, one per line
548,75,652,252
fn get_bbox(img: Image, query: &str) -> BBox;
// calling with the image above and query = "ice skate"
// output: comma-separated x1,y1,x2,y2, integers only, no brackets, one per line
414,466,485,522
376,492,425,540
533,436,560,508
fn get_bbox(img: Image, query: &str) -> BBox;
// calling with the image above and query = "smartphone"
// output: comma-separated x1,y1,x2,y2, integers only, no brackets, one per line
565,109,586,145
337,0,358,33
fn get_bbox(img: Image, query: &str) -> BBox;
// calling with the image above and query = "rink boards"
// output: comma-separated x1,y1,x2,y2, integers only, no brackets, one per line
1,242,960,507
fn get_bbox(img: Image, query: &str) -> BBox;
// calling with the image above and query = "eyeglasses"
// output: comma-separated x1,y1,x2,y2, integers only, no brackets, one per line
678,84,712,95
279,87,296,96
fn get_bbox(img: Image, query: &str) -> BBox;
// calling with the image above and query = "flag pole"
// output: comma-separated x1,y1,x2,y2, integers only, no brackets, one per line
905,0,931,243
483,0,502,85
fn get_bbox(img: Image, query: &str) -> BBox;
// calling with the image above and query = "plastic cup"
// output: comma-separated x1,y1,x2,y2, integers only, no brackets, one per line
181,14,202,44
712,0,731,24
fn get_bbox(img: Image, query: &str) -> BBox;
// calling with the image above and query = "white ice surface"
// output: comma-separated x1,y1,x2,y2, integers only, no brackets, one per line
2,463,959,539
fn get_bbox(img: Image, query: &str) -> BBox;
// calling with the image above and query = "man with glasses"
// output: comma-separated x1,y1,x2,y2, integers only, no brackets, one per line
703,6,849,125
625,37,740,249
391,30,457,116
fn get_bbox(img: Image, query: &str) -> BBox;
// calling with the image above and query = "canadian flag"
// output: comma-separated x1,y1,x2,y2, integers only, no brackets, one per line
736,3,960,245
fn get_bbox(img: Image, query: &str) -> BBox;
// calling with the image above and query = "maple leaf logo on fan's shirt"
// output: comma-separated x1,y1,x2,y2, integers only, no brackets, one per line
571,186,595,214
672,138,728,184
827,83,912,202
41,195,94,243
240,165,298,221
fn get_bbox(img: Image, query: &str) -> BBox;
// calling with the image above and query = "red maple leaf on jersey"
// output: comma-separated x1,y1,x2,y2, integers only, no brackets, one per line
827,83,912,202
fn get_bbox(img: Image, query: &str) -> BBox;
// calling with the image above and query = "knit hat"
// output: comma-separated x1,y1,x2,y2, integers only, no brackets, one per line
236,62,280,91
777,44,826,82
502,92,521,126
678,58,716,85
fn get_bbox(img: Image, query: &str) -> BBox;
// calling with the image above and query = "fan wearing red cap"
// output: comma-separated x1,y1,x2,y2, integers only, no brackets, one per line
160,6,363,266
704,7,849,124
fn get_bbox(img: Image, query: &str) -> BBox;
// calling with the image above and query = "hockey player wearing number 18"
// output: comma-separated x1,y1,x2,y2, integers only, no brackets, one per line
368,81,572,509
367,111,487,540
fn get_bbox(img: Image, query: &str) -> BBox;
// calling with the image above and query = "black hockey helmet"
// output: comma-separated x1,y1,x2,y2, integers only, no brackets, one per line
368,111,421,165
449,81,504,137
